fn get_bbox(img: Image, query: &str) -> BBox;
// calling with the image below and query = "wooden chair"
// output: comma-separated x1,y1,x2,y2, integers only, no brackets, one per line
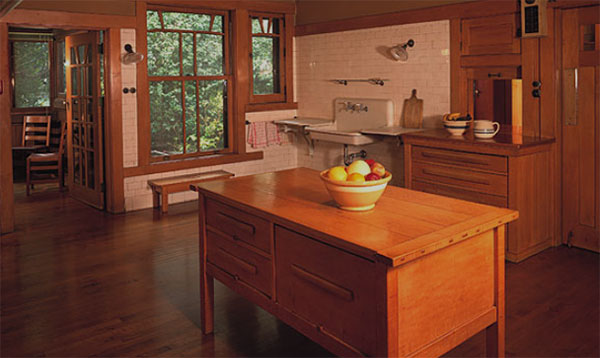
21,115,51,149
26,120,67,196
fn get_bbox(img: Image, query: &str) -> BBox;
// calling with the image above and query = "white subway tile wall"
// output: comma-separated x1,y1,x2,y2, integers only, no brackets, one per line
120,20,450,211
121,29,139,168
294,20,450,178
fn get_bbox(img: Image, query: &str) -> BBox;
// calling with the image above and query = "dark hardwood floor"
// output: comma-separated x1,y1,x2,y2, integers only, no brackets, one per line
2,184,599,357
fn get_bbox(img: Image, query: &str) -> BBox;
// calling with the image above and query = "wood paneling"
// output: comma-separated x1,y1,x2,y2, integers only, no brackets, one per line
0,9,136,28
15,0,134,16
0,22,14,233
135,1,150,167
461,14,521,56
104,29,124,214
295,0,518,36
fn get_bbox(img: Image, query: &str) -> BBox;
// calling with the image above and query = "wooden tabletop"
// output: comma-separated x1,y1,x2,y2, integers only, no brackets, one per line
402,129,555,156
192,168,518,267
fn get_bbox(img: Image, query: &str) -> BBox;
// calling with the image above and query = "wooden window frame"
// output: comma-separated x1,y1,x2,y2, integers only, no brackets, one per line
249,12,285,104
145,5,233,163
9,37,54,113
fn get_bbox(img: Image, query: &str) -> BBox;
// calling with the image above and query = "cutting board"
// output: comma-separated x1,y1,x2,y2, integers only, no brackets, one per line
401,89,423,129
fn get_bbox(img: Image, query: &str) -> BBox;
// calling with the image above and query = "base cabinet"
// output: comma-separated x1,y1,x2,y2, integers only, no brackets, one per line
406,143,553,262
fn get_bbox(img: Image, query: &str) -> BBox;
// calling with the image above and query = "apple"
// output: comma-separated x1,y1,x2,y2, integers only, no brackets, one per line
365,159,376,167
371,162,386,177
365,173,381,181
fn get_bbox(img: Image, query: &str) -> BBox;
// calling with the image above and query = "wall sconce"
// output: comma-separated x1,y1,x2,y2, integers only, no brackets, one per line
389,39,414,62
122,44,144,65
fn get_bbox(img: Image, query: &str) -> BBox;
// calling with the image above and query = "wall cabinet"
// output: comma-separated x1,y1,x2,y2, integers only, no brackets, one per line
461,13,521,56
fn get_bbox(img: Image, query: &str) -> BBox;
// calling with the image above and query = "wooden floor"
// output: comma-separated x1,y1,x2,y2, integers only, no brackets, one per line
2,184,599,357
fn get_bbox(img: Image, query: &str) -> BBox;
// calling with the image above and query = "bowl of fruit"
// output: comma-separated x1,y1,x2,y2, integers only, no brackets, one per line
320,159,392,211
443,113,472,136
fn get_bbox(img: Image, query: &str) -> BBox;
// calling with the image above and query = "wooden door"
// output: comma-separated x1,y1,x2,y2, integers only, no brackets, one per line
561,7,600,252
65,32,104,209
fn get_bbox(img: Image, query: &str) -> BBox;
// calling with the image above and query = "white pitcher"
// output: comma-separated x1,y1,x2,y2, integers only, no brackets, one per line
473,120,500,139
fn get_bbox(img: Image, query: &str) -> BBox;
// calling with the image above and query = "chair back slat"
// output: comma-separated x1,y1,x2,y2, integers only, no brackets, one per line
21,115,51,147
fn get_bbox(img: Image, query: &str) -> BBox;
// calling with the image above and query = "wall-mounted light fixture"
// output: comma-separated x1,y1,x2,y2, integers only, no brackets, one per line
122,44,144,65
389,39,414,62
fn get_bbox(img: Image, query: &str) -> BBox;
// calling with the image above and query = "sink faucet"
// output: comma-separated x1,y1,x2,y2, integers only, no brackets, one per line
341,101,368,113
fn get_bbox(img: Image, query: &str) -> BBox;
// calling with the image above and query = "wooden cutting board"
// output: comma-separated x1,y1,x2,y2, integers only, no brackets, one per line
401,89,423,128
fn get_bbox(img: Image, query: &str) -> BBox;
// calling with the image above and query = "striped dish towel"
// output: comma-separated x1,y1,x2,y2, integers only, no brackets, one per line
247,122,281,148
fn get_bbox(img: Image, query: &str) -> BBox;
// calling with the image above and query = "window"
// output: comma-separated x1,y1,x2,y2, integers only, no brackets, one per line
250,13,285,103
11,40,51,108
146,7,231,160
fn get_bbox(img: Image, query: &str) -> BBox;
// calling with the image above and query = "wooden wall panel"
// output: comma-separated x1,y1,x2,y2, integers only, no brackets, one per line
0,22,14,233
521,37,541,137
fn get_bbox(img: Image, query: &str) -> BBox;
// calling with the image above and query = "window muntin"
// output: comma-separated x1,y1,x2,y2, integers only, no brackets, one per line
250,13,285,103
12,41,51,108
147,8,230,160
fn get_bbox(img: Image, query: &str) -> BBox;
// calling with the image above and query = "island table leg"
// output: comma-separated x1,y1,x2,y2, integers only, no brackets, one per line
198,192,214,334
486,224,506,357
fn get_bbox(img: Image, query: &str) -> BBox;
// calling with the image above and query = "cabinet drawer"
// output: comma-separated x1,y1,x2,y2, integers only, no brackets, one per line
412,180,507,208
413,146,507,173
275,226,377,356
207,229,272,297
206,198,270,254
412,162,507,197
461,13,521,56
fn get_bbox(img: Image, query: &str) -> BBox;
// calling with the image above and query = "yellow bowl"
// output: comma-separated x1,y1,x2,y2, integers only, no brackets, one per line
320,170,392,211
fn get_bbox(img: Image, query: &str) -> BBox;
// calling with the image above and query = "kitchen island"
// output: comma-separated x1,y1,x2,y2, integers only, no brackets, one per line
191,168,518,357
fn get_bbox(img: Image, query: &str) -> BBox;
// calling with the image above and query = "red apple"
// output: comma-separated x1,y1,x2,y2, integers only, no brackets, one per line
365,173,381,181
365,159,376,167
371,162,386,177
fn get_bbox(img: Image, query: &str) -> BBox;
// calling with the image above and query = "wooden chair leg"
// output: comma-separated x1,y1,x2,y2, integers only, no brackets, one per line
26,158,31,196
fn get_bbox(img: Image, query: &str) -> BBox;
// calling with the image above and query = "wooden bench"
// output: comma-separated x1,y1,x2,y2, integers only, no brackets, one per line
148,170,234,213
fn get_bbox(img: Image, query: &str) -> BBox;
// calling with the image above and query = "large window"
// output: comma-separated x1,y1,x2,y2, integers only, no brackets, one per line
250,13,285,104
11,40,51,108
146,7,231,160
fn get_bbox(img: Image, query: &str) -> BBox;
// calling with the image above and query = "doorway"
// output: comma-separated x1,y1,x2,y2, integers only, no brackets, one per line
8,27,105,210
560,6,600,252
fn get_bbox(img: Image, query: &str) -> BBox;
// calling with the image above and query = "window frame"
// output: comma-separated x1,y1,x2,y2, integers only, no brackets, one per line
248,12,286,104
145,5,234,163
9,37,54,112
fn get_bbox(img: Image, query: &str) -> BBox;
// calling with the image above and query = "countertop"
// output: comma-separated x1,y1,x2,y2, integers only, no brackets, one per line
192,168,517,267
402,129,555,156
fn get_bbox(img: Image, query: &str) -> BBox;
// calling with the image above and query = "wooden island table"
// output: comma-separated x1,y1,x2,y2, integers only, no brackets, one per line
191,168,518,357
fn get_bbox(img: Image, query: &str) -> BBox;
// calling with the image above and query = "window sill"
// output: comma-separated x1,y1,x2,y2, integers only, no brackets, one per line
123,151,263,177
245,102,298,113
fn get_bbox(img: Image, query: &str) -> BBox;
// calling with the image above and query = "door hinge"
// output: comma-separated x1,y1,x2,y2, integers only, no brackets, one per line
98,43,104,55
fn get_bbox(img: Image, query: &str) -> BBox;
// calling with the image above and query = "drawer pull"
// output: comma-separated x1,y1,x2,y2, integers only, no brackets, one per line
291,264,354,302
316,324,366,357
216,212,256,235
217,247,258,275
421,151,489,166
422,168,490,186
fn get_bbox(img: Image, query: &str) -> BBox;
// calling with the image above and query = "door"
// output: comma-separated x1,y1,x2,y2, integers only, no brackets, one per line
561,6,600,252
65,32,104,209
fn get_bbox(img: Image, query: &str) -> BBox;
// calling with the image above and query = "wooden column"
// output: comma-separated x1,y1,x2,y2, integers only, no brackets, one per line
0,22,15,234
104,28,125,213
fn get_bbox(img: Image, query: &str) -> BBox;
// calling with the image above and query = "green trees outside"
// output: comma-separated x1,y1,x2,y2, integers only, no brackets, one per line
13,41,51,108
147,10,227,157
147,10,278,157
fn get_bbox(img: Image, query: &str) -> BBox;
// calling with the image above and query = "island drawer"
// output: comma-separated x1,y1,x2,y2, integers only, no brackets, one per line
412,180,508,207
412,146,507,174
275,226,377,356
412,161,508,197
206,229,272,297
206,198,271,254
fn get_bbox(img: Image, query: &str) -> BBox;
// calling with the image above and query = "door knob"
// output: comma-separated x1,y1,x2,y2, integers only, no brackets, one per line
532,89,541,98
